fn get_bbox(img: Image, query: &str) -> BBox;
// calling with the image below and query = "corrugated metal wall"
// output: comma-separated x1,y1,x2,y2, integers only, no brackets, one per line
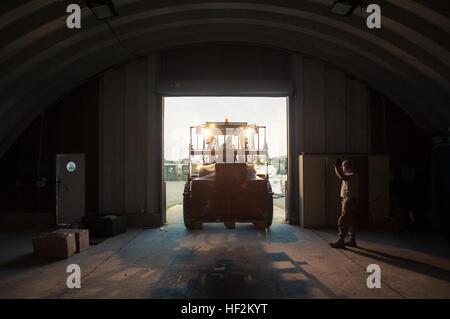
99,47,370,226
291,55,370,154
99,55,162,226
288,54,370,224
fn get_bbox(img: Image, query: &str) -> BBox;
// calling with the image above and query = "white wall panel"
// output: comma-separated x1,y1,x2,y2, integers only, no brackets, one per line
124,59,148,214
288,55,305,225
290,56,370,155
100,67,125,212
291,55,371,225
100,55,161,224
146,55,162,215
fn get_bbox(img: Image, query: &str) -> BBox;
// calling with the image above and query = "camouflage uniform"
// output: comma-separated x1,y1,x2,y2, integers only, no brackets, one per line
333,164,359,246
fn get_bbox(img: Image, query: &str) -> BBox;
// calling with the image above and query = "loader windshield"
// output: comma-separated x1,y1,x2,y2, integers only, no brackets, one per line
189,121,268,178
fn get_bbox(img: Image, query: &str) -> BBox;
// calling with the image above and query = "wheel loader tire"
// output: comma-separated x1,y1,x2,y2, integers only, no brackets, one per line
183,182,202,230
254,182,273,229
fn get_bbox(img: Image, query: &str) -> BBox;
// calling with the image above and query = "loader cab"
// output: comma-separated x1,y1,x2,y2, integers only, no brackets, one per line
184,120,273,230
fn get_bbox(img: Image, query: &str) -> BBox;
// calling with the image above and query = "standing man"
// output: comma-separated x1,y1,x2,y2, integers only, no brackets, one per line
330,159,359,248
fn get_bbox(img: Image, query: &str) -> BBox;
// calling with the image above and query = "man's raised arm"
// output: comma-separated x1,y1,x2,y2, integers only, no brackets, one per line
334,159,351,181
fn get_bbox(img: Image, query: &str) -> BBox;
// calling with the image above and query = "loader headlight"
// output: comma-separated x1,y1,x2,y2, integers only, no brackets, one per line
202,128,211,138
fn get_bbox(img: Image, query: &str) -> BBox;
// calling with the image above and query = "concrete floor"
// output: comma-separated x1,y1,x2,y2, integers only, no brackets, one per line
0,206,449,299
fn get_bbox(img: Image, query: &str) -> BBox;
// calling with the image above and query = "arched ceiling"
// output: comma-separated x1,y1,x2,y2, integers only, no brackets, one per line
0,0,449,155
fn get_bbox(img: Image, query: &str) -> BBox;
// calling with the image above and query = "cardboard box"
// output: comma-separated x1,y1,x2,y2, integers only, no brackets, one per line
53,229,89,253
32,231,76,259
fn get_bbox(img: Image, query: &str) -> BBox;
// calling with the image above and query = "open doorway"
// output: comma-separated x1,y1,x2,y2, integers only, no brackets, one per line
163,96,288,226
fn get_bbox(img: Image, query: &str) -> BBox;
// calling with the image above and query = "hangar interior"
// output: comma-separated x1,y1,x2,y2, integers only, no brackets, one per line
0,0,449,299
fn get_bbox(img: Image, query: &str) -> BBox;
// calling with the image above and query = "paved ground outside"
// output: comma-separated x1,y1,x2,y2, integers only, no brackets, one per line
165,181,185,208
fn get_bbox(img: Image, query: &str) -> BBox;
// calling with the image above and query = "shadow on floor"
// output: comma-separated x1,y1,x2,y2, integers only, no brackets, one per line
345,246,450,283
0,253,57,280
318,228,450,260
152,247,336,299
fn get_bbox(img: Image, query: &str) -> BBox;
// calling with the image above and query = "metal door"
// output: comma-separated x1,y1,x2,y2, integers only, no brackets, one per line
56,154,85,224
